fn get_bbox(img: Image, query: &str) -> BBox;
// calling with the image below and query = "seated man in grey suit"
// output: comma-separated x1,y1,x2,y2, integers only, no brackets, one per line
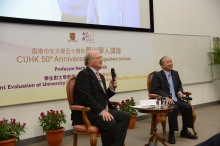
72,50,130,146
151,56,198,144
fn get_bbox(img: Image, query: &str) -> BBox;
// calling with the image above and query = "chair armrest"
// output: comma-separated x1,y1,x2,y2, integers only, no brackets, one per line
149,94,162,99
110,101,120,109
183,91,192,104
110,101,120,105
69,105,91,112
69,105,92,129
183,91,192,96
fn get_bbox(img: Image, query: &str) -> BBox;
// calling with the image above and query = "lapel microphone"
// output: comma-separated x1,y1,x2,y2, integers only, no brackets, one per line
111,68,116,82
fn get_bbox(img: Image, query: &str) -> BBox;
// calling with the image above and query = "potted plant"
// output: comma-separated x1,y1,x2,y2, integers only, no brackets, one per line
210,37,220,65
0,118,26,146
119,97,138,129
38,109,66,146
210,37,220,80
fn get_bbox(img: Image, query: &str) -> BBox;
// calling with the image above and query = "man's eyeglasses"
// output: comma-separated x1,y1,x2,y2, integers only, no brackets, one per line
91,56,103,60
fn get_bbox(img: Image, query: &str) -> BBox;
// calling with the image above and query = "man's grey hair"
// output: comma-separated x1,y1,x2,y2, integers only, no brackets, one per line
84,52,93,66
159,56,169,66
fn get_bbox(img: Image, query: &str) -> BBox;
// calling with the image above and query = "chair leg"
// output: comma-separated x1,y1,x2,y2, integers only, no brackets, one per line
89,133,97,146
160,113,167,141
150,114,154,135
192,109,197,136
73,133,78,146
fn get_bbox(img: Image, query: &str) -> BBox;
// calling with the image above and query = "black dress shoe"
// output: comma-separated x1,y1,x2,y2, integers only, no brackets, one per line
168,133,176,144
180,130,198,139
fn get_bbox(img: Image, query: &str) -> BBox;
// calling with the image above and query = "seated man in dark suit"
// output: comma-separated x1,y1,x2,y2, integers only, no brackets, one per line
72,50,130,146
151,56,198,144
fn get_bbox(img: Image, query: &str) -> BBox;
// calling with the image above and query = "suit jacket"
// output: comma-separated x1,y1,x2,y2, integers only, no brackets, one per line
71,67,115,125
151,70,183,98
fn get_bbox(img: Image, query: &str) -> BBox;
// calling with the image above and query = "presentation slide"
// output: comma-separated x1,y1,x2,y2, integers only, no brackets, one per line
0,22,154,106
0,0,150,29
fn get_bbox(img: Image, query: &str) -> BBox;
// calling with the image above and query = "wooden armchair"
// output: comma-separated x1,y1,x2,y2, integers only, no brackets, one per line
66,77,124,146
147,71,197,141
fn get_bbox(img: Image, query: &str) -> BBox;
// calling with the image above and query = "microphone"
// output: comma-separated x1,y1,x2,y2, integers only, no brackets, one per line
182,96,192,100
111,68,116,82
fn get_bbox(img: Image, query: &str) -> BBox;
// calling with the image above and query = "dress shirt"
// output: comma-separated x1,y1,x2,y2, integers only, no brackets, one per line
89,67,116,93
163,70,178,102
89,67,115,115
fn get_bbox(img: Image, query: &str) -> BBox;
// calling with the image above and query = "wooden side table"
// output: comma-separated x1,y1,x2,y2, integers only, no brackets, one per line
138,106,173,146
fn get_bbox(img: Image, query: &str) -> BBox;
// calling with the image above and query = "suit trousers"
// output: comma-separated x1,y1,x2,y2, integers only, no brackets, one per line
90,109,130,146
168,100,193,131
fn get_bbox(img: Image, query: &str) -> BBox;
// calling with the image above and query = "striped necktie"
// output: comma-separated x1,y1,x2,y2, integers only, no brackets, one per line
96,72,108,111
167,73,178,102
96,72,105,93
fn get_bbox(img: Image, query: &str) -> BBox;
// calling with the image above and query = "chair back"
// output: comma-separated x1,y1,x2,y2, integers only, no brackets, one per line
147,71,157,94
66,77,77,107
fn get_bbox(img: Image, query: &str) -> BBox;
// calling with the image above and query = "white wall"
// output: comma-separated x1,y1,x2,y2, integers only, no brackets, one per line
0,0,220,140
153,0,220,36
152,0,220,106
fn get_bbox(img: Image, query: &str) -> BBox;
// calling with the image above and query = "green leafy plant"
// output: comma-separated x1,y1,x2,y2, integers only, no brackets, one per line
38,109,66,132
210,48,220,65
209,37,220,80
119,97,138,116
210,37,220,65
0,118,26,141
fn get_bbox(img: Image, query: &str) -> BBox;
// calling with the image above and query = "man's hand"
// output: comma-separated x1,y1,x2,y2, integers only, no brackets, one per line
101,110,114,121
166,97,174,104
109,80,117,90
177,91,183,99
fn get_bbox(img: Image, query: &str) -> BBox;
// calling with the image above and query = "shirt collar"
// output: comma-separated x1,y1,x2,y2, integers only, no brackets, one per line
163,70,171,78
89,67,98,74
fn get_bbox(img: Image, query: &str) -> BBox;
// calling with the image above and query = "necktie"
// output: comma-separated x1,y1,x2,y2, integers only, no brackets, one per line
96,72,105,93
167,73,178,102
96,72,108,111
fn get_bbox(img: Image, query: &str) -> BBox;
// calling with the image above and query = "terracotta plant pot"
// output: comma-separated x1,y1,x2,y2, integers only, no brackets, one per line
128,115,137,129
0,138,16,146
46,127,65,146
